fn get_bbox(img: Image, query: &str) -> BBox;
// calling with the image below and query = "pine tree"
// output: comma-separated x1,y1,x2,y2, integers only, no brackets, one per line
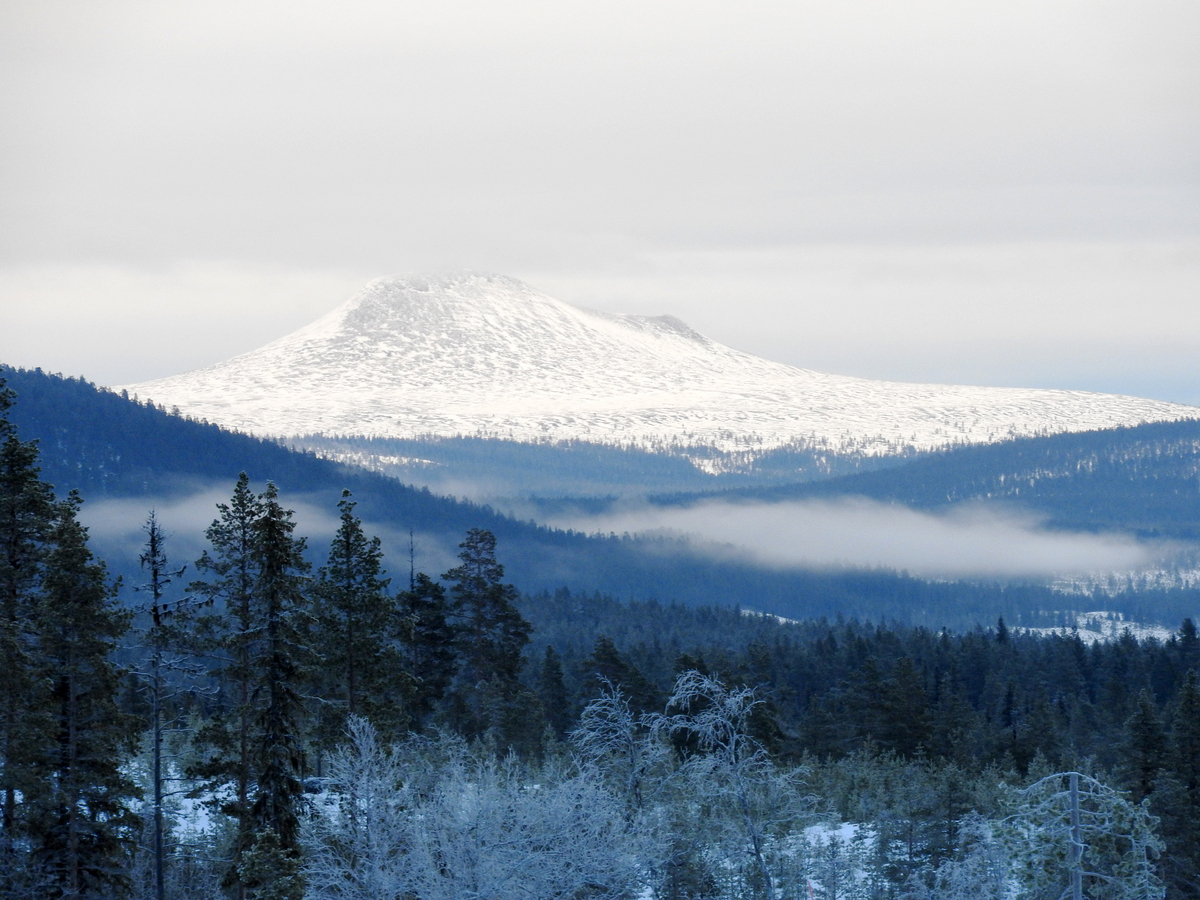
27,493,140,899
310,491,409,751
0,379,57,888
1003,770,1164,900
442,528,532,743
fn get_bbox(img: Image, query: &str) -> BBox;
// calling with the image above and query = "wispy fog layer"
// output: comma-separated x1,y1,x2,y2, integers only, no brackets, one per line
75,486,459,585
549,498,1154,579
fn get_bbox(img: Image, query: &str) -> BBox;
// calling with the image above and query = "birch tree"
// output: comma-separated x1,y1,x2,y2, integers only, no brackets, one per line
652,670,812,900
303,718,649,900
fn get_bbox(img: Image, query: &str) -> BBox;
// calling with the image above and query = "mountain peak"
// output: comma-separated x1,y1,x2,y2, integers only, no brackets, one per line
120,273,1197,455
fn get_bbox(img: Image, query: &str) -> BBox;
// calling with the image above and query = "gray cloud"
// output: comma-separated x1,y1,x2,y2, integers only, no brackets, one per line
1,1,1196,403
2,0,1195,271
549,498,1157,579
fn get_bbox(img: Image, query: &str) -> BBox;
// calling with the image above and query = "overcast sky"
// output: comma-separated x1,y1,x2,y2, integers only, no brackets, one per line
2,0,1198,403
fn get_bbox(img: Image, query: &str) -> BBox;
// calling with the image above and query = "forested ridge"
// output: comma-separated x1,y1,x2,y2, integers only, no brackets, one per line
662,418,1200,540
3,373,1199,898
6,364,1199,632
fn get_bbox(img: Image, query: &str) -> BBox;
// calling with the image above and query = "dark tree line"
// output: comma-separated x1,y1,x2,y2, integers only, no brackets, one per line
9,362,1200,633
1,380,140,899
518,590,1200,897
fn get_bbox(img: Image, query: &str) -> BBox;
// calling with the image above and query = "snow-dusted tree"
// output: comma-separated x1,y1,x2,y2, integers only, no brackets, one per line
303,718,648,900
1002,770,1164,900
807,828,871,900
301,718,411,900
571,678,669,817
652,670,812,900
408,750,644,899
902,813,1010,900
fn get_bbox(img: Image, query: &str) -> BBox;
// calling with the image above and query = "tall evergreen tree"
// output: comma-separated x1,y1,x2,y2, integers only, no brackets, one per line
28,493,140,899
0,379,57,888
190,476,312,900
133,511,199,900
310,491,409,750
243,482,310,900
397,572,456,727
1157,670,1200,898
1122,689,1167,803
539,646,572,740
581,635,660,715
442,528,533,743
189,473,264,900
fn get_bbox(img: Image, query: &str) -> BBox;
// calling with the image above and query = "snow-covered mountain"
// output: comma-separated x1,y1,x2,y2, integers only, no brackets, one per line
119,273,1197,459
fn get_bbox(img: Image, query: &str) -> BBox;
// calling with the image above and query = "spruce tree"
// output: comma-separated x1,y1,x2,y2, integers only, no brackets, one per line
310,491,409,750
1122,689,1166,803
243,482,310,900
0,379,57,888
1156,670,1200,897
133,511,196,900
28,493,140,899
189,473,264,899
582,635,660,715
539,645,572,740
190,476,312,900
442,528,532,743
397,572,456,727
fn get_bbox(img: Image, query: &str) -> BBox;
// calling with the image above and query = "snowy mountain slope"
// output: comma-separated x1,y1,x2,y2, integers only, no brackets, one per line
119,273,1197,457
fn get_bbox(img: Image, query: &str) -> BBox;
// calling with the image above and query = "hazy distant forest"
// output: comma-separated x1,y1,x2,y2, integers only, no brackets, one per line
3,373,1200,899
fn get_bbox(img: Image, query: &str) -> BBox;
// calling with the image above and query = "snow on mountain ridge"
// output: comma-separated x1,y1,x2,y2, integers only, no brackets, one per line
119,272,1198,457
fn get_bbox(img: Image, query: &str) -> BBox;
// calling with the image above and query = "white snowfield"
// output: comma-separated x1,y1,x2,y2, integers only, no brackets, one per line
119,273,1197,455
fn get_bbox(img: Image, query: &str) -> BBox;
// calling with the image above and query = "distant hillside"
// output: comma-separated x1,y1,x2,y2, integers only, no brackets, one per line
4,364,1197,630
291,433,909,498
121,273,1195,466
652,419,1200,540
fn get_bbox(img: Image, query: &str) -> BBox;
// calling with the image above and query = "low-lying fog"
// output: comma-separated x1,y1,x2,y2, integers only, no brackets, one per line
75,486,461,584
76,483,1165,586
543,497,1158,580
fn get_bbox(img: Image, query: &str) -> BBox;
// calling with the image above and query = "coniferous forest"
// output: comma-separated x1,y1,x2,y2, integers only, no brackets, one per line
3,374,1199,899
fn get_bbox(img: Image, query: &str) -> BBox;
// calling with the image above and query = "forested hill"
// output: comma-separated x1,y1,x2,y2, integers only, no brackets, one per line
5,364,1198,629
0,363,527,534
656,418,1200,540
